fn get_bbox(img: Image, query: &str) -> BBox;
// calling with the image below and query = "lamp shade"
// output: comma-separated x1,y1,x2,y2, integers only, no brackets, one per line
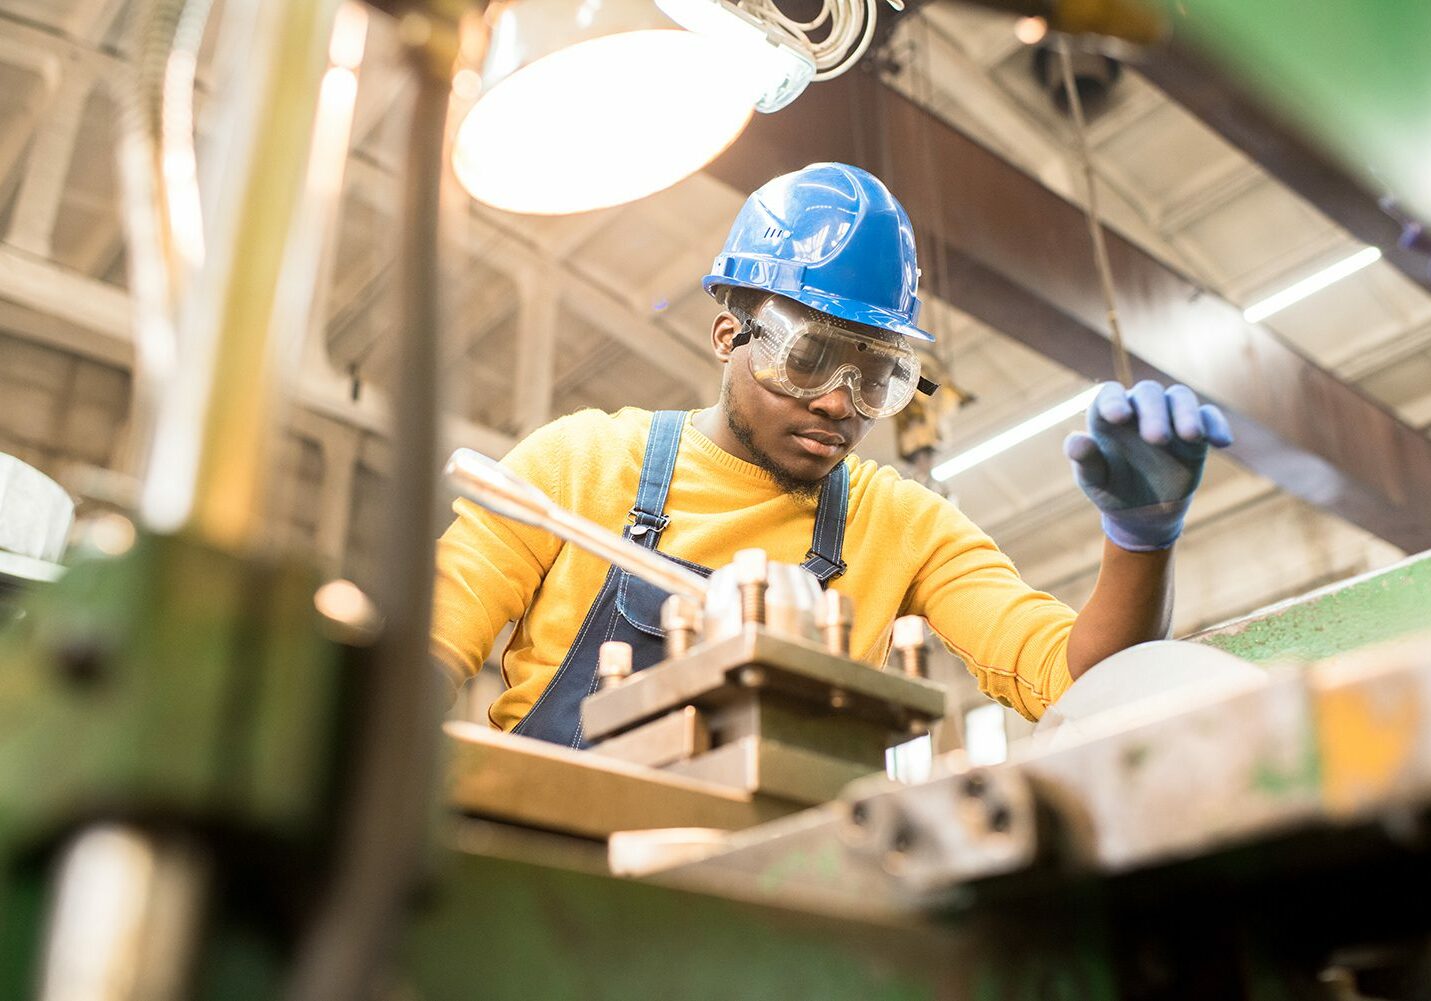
453,0,763,215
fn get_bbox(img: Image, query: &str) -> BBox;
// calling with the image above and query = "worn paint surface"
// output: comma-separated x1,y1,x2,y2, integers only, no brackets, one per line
1190,553,1431,665
1316,672,1424,816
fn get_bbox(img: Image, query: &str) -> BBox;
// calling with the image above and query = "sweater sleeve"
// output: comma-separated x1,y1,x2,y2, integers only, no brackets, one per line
429,416,575,692
900,483,1076,721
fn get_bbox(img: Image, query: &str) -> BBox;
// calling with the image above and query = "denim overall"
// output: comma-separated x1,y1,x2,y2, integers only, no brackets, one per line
512,410,850,749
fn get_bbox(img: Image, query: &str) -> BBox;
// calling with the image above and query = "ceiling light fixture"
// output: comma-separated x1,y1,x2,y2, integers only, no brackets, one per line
1242,246,1382,324
931,386,1098,483
451,0,879,216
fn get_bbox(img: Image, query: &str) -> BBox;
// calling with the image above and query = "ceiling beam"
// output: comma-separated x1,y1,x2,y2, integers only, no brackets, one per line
706,72,1431,552
511,274,559,434
0,245,515,460
343,155,720,396
4,69,95,258
1138,45,1431,296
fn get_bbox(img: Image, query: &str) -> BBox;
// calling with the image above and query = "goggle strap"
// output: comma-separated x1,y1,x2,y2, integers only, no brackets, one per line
917,376,939,396
728,304,758,349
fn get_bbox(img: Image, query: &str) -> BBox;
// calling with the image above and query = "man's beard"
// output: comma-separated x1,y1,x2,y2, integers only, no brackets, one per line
723,380,825,503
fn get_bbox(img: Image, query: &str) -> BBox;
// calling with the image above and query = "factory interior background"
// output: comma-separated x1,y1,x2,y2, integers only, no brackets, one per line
2,0,1423,755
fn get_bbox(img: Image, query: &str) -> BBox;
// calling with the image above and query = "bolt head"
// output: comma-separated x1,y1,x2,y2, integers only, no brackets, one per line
814,589,853,628
597,641,633,679
732,548,769,586
892,615,926,652
660,593,702,632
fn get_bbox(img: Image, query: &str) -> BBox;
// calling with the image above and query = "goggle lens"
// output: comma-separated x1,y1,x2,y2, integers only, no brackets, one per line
740,298,922,418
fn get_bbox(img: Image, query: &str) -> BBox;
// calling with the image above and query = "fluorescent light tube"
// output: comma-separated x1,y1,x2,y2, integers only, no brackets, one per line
931,386,1099,483
1242,247,1382,324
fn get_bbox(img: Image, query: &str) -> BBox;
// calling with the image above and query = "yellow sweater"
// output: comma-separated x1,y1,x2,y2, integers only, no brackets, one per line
432,408,1076,726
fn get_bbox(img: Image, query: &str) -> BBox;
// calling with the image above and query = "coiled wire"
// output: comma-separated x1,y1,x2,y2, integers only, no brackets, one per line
741,0,883,80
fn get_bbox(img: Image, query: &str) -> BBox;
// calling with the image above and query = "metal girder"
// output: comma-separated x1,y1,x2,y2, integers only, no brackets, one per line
0,248,516,460
1137,46,1431,296
706,73,1431,552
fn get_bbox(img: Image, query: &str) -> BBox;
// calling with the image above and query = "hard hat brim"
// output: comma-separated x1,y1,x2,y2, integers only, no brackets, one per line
703,275,934,343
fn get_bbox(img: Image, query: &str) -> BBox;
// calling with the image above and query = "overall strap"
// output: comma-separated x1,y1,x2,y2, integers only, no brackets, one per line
628,410,686,550
802,460,850,584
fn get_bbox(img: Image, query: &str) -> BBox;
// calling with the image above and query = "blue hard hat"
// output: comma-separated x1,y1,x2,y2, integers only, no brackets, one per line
703,163,931,342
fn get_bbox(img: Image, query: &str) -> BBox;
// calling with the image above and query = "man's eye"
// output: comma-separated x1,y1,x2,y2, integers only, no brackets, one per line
788,347,821,370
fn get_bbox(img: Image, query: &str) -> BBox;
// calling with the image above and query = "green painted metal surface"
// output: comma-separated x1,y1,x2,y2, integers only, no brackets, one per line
403,851,947,1001
1191,552,1431,664
0,533,347,998
399,846,1125,1001
0,534,344,843
1146,0,1431,221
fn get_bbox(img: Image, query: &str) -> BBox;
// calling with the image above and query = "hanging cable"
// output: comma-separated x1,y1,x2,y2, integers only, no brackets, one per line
1057,36,1134,387
740,0,885,80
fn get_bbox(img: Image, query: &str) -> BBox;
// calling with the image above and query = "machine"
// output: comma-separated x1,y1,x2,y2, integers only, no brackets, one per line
0,0,1428,998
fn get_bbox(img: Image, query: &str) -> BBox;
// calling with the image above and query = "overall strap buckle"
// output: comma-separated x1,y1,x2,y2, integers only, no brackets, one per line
802,550,848,584
628,509,671,539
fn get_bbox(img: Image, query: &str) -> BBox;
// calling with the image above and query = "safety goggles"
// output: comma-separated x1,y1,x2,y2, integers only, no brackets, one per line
731,296,939,419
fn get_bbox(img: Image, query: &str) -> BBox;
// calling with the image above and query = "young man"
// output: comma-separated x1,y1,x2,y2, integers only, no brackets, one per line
431,163,1232,747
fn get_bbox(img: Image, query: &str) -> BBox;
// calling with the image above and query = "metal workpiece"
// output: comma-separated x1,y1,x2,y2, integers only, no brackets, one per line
596,641,633,690
1014,667,1324,873
666,736,880,806
590,706,711,769
839,766,1039,897
892,615,928,679
581,625,947,744
660,593,702,657
445,448,708,601
814,589,854,655
632,802,923,924
705,695,893,764
444,723,795,839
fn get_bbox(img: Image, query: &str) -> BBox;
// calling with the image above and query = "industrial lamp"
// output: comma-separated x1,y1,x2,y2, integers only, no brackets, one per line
452,0,815,215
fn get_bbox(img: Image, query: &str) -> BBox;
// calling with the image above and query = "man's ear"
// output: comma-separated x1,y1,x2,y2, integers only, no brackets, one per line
711,311,742,363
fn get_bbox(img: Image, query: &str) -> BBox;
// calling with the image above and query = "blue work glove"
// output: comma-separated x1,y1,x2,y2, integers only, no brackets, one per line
1064,381,1234,551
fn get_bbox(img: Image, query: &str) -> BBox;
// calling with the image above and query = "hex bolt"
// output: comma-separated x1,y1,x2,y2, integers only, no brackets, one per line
893,615,928,679
733,548,769,626
660,593,702,658
814,589,854,656
596,641,633,691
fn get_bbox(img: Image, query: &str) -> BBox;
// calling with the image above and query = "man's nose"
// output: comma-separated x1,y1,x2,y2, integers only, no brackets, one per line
809,381,857,421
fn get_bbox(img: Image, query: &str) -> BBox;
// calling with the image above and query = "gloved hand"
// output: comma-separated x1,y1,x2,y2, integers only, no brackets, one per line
1064,381,1233,551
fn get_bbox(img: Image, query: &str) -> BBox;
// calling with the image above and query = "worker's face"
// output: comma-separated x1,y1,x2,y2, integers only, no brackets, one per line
712,307,877,493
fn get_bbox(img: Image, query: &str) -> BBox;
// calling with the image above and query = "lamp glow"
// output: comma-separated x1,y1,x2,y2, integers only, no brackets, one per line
931,386,1099,482
454,30,757,215
656,0,815,112
1242,246,1382,323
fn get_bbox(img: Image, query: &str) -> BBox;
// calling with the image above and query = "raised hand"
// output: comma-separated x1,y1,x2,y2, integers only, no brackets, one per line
1064,381,1233,551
